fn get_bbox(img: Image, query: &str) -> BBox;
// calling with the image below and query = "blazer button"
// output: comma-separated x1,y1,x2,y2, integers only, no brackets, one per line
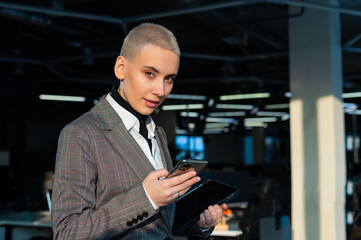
132,219,138,224
137,215,143,221
126,221,133,227
142,212,148,218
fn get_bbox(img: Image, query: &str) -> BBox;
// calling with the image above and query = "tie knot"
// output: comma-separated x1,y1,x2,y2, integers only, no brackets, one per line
139,118,147,125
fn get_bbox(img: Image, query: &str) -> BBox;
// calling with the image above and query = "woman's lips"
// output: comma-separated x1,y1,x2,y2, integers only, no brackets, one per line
144,99,159,108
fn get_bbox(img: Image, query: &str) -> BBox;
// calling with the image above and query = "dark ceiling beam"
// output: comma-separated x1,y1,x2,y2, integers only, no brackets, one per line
223,76,287,84
0,57,112,84
2,51,288,69
176,76,287,85
182,52,288,61
345,33,361,47
0,0,257,25
0,0,360,27
0,57,42,64
0,1,124,24
235,26,285,50
52,51,287,63
270,0,361,17
343,46,361,54
52,51,118,63
122,0,260,23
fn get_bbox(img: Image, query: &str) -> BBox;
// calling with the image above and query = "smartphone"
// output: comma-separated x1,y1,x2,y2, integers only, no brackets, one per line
165,159,208,179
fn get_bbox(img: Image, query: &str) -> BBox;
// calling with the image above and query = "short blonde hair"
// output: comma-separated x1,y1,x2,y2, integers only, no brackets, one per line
120,23,180,60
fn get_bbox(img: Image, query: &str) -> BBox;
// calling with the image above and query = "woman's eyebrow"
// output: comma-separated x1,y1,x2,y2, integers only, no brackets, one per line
144,66,177,77
166,74,177,78
144,66,159,73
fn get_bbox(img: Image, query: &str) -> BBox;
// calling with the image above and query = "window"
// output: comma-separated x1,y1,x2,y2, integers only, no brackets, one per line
175,135,205,161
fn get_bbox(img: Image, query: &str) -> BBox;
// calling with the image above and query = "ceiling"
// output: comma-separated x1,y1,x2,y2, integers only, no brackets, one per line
1,0,361,133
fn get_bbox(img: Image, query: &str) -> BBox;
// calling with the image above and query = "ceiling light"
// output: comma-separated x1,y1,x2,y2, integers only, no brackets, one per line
281,114,290,121
39,94,86,102
244,122,267,128
265,103,289,110
251,107,258,115
244,117,277,123
204,126,228,131
344,103,357,114
206,117,236,123
180,112,199,117
162,104,204,111
175,129,188,135
343,92,361,98
167,94,207,100
219,92,270,101
208,98,215,107
205,123,230,128
256,111,287,117
285,92,291,97
203,129,224,134
216,104,253,110
208,111,246,117
344,103,357,109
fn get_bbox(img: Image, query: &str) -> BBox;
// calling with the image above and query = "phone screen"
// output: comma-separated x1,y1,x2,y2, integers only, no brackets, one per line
166,159,207,179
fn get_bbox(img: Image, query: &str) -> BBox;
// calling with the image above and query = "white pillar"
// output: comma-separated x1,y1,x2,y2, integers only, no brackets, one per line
289,1,346,239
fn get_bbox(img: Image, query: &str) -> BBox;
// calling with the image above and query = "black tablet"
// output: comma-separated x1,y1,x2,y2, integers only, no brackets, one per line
172,179,240,234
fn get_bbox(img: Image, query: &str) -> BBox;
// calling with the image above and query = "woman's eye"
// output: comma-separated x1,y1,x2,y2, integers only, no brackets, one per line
166,77,175,83
145,72,155,78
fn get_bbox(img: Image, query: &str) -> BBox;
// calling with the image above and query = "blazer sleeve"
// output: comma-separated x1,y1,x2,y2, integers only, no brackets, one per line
51,123,156,239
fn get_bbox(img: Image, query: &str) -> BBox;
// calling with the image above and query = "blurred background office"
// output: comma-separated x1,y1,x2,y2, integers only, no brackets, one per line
0,0,360,239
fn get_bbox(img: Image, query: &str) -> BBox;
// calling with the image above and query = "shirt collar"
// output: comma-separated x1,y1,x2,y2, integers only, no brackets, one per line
106,93,156,138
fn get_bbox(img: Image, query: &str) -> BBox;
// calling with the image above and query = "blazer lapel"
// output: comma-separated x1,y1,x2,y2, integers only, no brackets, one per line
155,127,173,171
155,126,175,232
91,96,155,181
105,124,155,180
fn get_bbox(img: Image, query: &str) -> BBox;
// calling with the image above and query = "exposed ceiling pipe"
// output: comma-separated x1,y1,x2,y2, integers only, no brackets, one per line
223,76,287,84
343,46,361,54
0,0,256,25
176,76,287,85
52,51,287,63
0,0,360,27
0,57,42,64
180,53,236,62
0,8,52,25
0,1,124,24
269,0,361,17
234,26,285,50
345,33,361,47
52,51,118,63
182,52,288,61
121,0,258,23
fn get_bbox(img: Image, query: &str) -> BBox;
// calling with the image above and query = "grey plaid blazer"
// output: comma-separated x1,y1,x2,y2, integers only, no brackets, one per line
51,96,206,239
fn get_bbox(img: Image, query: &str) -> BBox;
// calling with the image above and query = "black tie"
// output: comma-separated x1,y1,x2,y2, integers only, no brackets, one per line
110,83,152,151
139,117,152,150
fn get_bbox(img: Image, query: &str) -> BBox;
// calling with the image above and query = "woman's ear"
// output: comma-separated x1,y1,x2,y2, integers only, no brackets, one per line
114,56,126,80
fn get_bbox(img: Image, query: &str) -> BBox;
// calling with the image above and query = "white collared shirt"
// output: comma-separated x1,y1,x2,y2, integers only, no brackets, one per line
106,93,163,209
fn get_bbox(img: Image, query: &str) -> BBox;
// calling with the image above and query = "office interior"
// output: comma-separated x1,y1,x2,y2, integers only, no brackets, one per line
0,0,360,239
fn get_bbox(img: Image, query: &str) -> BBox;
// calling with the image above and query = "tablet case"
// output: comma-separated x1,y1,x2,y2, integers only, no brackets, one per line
172,179,240,234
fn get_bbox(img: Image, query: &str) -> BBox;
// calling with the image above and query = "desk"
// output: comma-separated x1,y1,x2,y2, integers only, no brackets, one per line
210,230,243,240
0,211,52,240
